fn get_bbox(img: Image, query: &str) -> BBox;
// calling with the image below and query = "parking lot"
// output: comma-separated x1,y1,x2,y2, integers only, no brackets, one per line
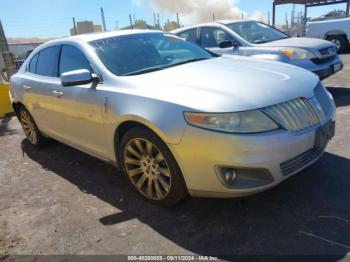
1,54,350,259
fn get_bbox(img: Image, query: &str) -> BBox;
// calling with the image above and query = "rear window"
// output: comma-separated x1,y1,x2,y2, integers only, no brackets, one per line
178,28,198,43
28,54,38,73
36,46,59,77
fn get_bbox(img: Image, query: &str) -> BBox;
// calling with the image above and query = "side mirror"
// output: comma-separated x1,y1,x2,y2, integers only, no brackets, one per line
219,40,240,49
61,69,97,87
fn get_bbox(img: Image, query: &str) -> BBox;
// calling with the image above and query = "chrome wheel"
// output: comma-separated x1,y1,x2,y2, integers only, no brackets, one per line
124,138,171,200
331,39,341,51
20,110,38,144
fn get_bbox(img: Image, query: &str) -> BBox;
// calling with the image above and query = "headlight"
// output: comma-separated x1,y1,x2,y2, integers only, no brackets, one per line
279,47,317,60
184,110,279,133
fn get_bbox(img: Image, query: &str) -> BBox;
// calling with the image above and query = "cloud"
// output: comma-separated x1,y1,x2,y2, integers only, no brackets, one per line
151,0,247,24
250,10,268,23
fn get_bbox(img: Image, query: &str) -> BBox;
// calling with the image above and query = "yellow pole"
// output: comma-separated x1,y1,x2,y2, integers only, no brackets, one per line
0,83,13,118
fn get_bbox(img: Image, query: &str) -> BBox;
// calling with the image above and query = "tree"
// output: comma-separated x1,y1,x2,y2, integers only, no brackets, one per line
133,19,148,29
163,21,180,32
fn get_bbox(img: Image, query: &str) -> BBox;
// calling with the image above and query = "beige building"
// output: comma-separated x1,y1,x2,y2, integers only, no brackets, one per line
70,21,103,36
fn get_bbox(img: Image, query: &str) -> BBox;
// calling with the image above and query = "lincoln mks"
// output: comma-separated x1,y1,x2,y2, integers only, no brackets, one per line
10,30,336,206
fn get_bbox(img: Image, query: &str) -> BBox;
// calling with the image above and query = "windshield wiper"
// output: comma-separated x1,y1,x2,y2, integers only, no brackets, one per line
122,66,166,76
122,58,211,76
169,57,210,67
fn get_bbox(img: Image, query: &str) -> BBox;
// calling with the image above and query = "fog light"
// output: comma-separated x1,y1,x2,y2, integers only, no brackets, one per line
222,168,237,186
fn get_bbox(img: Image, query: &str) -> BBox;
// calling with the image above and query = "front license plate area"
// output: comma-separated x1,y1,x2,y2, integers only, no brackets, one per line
333,63,342,73
315,121,335,150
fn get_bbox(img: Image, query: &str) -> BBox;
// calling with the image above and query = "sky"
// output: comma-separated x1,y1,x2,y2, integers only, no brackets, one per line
0,0,348,38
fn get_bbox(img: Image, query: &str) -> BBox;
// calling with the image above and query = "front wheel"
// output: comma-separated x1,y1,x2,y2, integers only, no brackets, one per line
327,35,347,53
119,127,187,206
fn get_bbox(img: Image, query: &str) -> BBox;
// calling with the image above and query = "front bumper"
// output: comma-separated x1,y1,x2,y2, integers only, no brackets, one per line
169,116,335,198
290,55,343,80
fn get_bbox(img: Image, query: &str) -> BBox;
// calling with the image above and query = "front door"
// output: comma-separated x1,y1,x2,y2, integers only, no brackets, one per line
50,44,107,158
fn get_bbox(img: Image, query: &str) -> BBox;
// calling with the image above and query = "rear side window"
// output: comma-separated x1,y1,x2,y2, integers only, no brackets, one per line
178,28,198,43
28,54,38,73
36,46,59,77
59,45,91,76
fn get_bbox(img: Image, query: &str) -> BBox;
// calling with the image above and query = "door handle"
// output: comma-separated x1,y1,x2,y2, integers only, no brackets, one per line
52,90,64,97
22,85,31,91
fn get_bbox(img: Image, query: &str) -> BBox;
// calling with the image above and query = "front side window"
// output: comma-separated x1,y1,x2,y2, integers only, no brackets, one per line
226,21,289,44
59,45,91,76
36,46,59,77
28,54,38,73
200,27,233,48
178,28,198,43
90,33,214,76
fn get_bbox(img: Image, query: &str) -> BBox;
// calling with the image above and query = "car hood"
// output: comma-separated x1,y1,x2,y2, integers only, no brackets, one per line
120,56,319,113
259,37,333,50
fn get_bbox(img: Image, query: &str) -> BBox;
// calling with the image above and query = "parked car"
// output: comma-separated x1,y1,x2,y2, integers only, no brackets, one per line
172,20,343,80
10,30,336,206
306,17,350,53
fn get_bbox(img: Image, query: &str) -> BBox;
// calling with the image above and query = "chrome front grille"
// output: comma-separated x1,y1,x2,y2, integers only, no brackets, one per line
263,98,320,132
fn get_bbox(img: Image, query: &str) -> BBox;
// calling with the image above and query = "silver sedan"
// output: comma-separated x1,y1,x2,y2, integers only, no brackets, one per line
10,30,336,206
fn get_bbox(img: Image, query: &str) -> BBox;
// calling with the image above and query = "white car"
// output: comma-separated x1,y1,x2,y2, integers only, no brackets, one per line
306,17,350,53
173,20,343,80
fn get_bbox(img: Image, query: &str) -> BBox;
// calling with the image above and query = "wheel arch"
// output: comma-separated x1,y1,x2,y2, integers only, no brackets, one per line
113,117,179,167
324,30,348,40
12,101,26,116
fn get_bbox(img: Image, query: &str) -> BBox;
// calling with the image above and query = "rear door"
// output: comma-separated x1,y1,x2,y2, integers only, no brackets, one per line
21,45,61,132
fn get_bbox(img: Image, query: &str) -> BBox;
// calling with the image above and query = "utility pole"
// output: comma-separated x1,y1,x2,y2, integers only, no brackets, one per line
153,13,157,27
241,12,244,20
268,11,270,25
72,17,77,35
176,13,180,27
157,13,160,29
101,7,107,31
212,13,215,21
133,14,136,24
129,14,134,29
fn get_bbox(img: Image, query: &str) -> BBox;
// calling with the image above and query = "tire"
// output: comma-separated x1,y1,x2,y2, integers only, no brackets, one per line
18,106,48,147
327,35,347,53
119,127,187,206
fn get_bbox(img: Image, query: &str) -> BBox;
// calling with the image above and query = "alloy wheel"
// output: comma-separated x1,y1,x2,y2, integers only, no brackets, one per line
20,110,38,144
124,138,171,200
331,39,341,51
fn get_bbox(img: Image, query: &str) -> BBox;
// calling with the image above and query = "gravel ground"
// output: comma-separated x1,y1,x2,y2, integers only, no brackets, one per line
1,54,350,261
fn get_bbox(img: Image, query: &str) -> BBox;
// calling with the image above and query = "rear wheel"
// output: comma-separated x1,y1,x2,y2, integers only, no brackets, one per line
119,127,187,206
327,35,347,53
18,107,47,147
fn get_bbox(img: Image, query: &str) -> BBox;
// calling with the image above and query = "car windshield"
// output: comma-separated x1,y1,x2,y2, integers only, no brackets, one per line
226,21,289,44
89,33,214,76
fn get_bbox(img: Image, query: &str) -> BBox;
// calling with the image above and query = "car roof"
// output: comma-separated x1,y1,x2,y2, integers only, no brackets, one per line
44,29,164,45
171,19,254,33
